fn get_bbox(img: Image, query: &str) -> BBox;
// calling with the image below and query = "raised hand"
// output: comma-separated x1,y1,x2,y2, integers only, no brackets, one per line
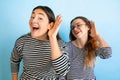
89,21,110,47
89,21,99,38
48,15,62,38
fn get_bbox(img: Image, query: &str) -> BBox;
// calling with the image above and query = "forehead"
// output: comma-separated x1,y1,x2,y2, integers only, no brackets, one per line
32,9,47,17
72,18,85,25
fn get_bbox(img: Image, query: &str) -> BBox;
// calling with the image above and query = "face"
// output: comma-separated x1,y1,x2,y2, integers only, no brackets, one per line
29,9,51,40
71,19,89,39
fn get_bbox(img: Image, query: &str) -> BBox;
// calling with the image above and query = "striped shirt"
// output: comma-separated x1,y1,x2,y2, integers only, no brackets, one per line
64,42,112,80
10,33,70,80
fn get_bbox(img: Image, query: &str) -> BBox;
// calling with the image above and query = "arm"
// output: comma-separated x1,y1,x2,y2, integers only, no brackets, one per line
96,47,112,59
12,73,18,80
89,21,112,58
10,37,23,80
48,15,62,60
48,15,70,76
90,21,110,48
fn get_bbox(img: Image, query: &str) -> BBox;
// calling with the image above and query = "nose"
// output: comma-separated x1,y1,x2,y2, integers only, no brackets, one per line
32,17,38,23
72,26,78,31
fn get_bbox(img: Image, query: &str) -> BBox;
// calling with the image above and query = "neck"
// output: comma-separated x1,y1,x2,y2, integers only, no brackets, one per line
72,35,88,48
37,36,49,41
31,34,49,41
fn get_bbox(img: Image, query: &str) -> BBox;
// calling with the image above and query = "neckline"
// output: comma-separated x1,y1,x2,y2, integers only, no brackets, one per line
71,41,84,49
27,33,49,43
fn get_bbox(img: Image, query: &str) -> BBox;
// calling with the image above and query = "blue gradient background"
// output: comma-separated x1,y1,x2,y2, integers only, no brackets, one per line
0,0,120,80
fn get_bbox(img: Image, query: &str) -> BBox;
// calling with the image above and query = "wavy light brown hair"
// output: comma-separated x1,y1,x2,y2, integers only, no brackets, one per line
70,16,100,68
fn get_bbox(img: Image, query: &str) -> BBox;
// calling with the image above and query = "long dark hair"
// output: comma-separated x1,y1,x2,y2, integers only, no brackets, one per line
32,5,61,40
70,16,100,68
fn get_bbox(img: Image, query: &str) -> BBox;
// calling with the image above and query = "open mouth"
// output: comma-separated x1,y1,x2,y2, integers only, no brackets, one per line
33,27,39,30
32,26,39,31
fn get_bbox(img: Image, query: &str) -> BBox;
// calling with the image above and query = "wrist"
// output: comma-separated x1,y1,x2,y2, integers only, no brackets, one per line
49,35,57,40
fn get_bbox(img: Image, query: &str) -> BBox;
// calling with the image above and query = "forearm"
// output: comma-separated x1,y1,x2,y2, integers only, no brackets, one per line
49,36,70,76
49,36,62,60
12,73,18,80
96,34,110,48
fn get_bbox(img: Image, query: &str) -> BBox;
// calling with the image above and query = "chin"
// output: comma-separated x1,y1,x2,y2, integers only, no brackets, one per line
31,33,39,38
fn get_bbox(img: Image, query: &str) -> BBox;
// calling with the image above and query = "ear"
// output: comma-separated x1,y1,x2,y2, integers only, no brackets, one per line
88,27,90,30
48,22,54,30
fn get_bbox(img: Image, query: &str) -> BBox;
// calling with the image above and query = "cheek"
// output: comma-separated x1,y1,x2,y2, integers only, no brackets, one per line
72,31,76,36
42,23,50,30
40,26,49,33
29,20,32,27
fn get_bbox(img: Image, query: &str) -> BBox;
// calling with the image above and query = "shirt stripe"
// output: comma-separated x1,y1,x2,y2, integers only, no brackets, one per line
10,33,70,80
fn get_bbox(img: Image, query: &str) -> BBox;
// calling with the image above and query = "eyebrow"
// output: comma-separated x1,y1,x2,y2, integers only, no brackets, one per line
72,22,80,26
73,21,85,26
32,11,45,17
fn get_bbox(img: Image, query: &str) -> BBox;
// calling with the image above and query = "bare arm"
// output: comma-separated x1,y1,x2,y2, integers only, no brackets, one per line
96,34,109,47
48,15,62,60
12,73,18,80
90,21,110,48
49,37,62,60
48,15,70,76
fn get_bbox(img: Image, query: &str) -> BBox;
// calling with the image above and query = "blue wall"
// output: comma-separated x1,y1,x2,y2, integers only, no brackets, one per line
0,0,120,80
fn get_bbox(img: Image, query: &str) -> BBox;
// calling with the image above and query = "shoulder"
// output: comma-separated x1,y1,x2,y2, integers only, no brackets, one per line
16,33,30,41
58,40,67,47
13,33,30,51
66,41,72,48
58,40,73,49
17,33,29,40
15,33,30,45
65,41,73,53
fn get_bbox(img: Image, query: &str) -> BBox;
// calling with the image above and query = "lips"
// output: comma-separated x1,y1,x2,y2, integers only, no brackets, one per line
33,27,39,30
30,25,40,38
74,31,79,35
32,24,39,31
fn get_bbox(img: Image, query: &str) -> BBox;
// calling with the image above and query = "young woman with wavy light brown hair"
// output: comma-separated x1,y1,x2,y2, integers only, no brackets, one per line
65,16,112,80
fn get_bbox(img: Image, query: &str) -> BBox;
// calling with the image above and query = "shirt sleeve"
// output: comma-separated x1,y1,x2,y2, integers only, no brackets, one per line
10,37,24,73
52,40,70,77
96,47,112,59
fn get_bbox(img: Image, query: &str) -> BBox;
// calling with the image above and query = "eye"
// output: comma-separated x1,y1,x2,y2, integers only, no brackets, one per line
31,16,35,19
71,26,75,30
77,24,82,27
38,15,44,21
38,17,43,20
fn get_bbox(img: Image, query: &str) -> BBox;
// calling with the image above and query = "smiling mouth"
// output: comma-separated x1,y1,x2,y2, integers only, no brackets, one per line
74,31,79,35
32,27,39,31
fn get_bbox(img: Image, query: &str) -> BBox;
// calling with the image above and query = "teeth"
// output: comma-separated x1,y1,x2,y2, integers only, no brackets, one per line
32,24,39,28
33,26,39,28
32,26,39,30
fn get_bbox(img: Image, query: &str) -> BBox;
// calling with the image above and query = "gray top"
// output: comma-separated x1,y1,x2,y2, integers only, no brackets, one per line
65,41,112,80
10,33,70,80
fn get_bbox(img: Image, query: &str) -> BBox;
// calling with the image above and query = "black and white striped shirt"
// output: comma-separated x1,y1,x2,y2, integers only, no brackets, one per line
10,33,70,80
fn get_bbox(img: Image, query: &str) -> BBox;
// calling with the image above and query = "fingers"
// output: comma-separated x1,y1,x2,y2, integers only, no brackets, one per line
55,15,62,28
56,15,62,23
53,15,62,32
89,20,99,37
90,20,95,28
89,20,96,31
